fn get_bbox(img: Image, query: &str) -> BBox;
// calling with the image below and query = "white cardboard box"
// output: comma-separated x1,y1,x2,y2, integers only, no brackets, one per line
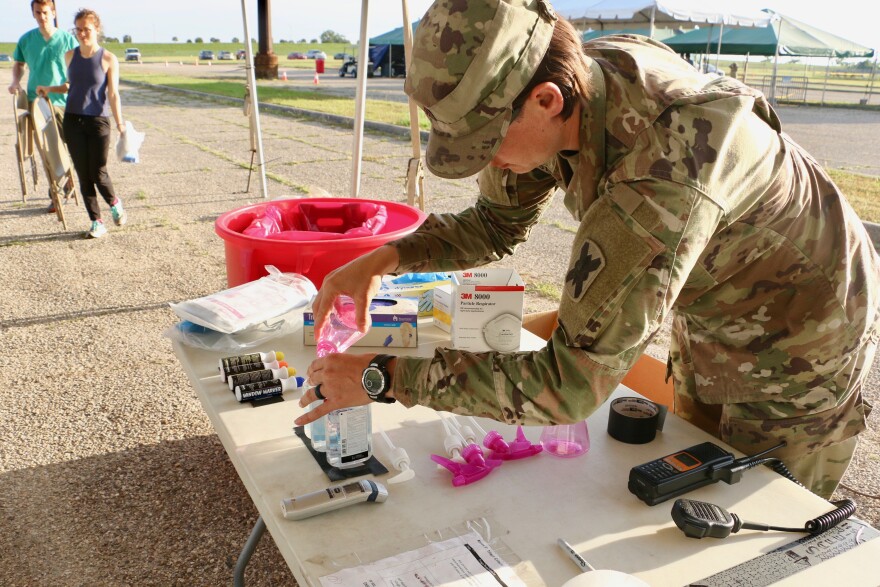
303,297,418,348
432,269,525,352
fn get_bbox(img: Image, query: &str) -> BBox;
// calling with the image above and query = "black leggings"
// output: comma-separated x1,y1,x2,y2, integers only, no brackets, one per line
63,113,117,222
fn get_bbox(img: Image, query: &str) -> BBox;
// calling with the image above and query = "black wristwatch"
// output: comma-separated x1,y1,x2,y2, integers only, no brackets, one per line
362,354,396,403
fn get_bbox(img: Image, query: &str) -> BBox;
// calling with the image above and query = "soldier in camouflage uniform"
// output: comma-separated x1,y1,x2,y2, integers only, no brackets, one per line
296,0,879,498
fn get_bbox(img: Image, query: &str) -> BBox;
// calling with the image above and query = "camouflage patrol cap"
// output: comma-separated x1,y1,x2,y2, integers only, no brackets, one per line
405,0,557,179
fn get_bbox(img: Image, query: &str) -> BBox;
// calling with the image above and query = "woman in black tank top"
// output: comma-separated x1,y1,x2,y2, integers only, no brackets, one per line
37,8,128,239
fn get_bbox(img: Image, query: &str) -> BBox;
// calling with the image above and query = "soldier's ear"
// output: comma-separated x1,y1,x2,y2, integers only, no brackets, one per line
530,82,565,118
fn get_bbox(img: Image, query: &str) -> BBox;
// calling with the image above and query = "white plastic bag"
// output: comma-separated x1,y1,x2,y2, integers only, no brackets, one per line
169,266,316,334
163,307,304,353
115,121,145,163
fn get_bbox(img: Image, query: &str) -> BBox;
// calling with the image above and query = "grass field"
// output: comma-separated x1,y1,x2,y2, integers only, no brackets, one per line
118,72,430,130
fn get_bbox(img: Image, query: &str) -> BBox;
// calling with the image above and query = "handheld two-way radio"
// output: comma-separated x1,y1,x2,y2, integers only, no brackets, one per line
628,441,787,506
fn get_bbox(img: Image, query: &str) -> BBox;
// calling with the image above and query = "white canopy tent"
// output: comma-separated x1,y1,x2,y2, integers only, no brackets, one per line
239,0,425,209
552,0,770,38
552,1,770,77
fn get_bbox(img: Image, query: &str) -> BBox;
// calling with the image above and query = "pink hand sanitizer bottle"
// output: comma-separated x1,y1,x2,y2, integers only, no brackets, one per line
316,295,364,357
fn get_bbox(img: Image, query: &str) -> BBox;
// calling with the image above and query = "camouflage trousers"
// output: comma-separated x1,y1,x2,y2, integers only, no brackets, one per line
784,436,858,499
670,314,873,500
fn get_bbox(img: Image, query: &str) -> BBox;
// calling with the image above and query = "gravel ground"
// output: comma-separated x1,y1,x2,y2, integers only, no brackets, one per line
1,68,878,586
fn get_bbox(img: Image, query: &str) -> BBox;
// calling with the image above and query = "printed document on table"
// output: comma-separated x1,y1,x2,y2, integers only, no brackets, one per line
319,530,527,586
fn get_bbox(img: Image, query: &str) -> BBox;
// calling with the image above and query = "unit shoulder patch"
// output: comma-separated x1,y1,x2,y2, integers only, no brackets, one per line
565,239,605,301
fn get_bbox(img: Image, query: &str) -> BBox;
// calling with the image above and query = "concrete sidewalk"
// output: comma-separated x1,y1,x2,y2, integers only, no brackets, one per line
0,73,877,586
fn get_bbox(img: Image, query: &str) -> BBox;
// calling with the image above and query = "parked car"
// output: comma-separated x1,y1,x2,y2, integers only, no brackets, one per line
218,50,233,60
0,54,12,62
306,49,327,60
333,52,349,60
287,52,306,60
199,50,214,60
124,48,141,62
235,49,247,60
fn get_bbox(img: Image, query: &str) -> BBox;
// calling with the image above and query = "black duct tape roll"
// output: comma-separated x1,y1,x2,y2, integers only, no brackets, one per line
607,397,665,444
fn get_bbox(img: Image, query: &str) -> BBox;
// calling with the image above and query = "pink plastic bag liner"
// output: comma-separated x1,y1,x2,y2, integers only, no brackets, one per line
242,204,283,237
241,202,388,240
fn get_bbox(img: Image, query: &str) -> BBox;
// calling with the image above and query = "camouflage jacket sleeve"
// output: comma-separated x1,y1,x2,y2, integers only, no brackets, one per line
390,176,724,425
391,164,558,273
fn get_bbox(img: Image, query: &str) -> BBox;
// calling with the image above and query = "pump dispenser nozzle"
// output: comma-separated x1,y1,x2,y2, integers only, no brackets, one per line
439,415,463,460
432,413,501,486
377,427,415,484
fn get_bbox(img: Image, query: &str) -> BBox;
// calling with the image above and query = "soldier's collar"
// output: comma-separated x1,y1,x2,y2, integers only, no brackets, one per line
562,57,606,220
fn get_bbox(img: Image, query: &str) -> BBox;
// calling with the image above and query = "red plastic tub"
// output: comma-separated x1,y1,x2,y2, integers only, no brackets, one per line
215,198,427,288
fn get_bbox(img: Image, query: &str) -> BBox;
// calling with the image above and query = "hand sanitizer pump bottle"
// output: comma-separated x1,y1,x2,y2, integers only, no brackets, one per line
326,405,373,468
314,296,373,468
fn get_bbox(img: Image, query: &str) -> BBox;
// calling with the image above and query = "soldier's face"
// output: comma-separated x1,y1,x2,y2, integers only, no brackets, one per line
490,83,571,174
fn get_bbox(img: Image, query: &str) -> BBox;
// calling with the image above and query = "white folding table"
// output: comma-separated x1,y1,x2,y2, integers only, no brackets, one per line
172,320,880,586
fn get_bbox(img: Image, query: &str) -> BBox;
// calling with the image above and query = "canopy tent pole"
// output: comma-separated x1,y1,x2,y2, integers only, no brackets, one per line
649,4,656,39
349,0,371,197
714,22,724,70
743,52,750,85
402,0,426,211
821,55,831,105
704,25,713,72
240,0,268,199
867,56,878,105
769,16,784,105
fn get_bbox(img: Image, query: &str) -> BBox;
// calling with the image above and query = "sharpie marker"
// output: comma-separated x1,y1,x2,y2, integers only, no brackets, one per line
557,538,595,573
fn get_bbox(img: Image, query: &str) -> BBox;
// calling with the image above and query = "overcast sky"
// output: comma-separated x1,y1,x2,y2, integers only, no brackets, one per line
2,0,877,56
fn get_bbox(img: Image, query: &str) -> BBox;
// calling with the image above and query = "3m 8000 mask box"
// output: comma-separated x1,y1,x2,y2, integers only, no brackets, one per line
304,297,418,348
433,269,525,352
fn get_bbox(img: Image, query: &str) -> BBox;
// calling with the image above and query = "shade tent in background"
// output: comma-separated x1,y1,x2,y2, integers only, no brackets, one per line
663,11,875,104
552,0,770,38
581,27,681,42
663,12,875,57
368,21,419,79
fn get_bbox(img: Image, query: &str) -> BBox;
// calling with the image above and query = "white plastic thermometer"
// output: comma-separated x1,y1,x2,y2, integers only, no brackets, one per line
280,480,387,520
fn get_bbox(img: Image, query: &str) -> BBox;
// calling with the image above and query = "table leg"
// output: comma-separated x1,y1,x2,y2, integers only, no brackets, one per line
234,515,266,587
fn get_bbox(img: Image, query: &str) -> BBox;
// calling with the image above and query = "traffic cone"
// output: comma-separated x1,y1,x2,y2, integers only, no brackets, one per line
313,72,320,85
280,71,287,81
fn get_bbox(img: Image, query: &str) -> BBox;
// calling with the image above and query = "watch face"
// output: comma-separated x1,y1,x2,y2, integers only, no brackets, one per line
363,367,385,397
